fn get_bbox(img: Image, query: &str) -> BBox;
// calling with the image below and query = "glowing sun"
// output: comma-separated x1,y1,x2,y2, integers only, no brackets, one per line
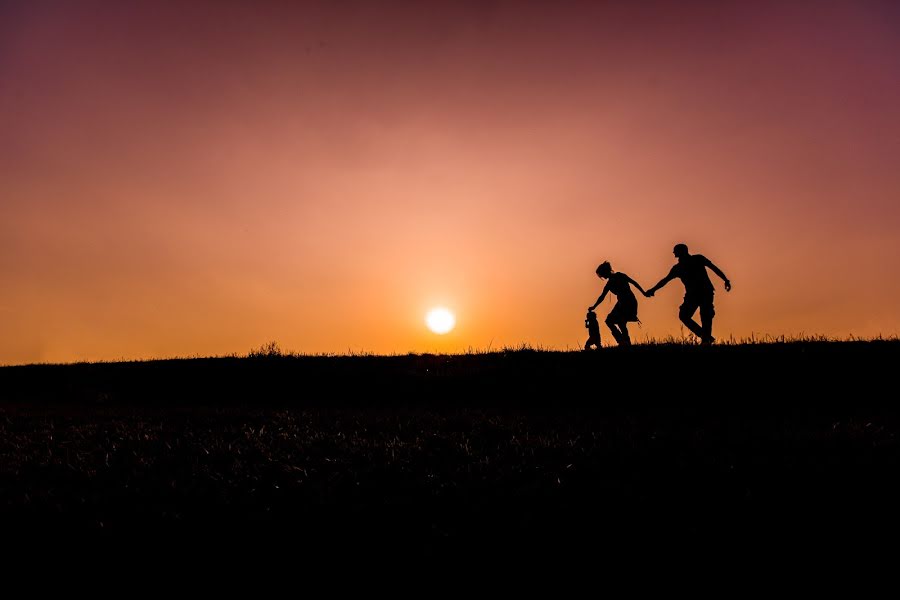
425,307,456,334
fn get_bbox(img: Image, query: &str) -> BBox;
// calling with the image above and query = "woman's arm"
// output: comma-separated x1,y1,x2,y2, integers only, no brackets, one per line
626,276,648,297
589,289,609,310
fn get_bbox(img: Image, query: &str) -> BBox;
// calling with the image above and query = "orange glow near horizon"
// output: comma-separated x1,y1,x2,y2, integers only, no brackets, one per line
2,1,900,364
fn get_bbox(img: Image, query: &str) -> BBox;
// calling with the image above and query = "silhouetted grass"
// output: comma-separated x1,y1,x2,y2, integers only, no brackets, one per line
0,340,898,558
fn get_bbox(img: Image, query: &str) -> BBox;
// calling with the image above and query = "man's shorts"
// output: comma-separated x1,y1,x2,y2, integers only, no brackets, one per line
680,294,715,321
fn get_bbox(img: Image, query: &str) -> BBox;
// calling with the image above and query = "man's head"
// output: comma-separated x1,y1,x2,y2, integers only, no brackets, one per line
673,243,689,259
596,261,612,279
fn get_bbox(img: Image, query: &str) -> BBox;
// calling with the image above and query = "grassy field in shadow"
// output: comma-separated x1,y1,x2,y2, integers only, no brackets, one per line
1,340,898,557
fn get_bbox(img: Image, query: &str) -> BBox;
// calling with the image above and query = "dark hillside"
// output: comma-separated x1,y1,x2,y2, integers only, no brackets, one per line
1,341,898,557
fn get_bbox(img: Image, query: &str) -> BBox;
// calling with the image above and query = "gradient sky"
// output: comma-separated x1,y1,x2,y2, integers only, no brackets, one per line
2,0,899,364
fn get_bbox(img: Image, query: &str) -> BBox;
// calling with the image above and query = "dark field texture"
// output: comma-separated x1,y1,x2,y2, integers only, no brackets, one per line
1,341,898,558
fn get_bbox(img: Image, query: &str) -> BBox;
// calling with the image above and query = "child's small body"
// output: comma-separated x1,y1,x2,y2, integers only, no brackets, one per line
584,309,601,350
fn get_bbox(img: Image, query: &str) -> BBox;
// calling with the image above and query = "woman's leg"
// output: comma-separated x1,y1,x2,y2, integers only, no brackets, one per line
605,315,624,345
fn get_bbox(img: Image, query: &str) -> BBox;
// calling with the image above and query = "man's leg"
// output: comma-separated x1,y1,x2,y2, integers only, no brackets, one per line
699,299,716,343
679,299,704,340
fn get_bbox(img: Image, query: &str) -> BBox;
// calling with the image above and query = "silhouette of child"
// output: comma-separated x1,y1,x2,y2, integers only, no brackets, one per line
584,308,601,350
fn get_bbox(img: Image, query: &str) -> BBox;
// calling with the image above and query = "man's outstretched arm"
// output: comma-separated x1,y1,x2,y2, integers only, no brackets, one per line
645,272,675,297
705,259,731,292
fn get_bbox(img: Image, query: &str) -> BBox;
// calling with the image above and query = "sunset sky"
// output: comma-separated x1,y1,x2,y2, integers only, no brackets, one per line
2,0,899,364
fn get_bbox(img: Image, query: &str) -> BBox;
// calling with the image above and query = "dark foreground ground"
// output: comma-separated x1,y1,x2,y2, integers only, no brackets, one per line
1,341,898,559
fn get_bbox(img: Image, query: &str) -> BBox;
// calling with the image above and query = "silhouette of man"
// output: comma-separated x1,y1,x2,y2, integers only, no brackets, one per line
646,244,731,345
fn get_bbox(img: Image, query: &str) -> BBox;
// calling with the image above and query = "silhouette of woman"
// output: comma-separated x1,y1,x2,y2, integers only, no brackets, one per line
588,261,648,346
